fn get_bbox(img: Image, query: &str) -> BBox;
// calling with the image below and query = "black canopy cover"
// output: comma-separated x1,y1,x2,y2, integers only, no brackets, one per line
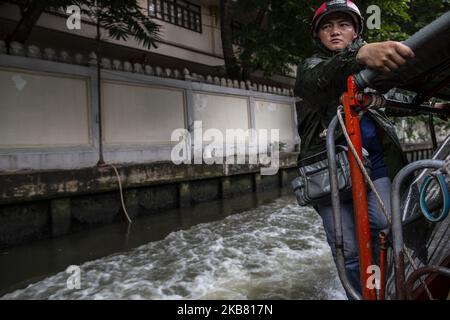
357,10,450,102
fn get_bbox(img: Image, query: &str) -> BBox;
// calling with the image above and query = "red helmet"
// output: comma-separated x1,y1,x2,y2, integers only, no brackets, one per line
312,0,364,36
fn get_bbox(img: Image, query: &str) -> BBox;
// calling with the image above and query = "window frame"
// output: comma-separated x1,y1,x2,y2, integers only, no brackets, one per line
148,0,202,33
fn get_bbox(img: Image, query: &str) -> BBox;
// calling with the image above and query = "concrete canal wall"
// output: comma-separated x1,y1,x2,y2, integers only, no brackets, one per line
0,156,299,248
0,42,300,248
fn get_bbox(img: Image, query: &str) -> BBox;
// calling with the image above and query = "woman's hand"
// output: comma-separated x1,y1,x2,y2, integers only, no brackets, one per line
356,41,415,73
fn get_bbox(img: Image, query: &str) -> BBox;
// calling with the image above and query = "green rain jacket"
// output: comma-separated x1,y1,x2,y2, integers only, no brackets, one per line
294,38,408,181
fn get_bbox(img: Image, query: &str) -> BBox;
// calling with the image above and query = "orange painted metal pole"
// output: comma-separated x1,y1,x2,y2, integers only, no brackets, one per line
342,76,376,300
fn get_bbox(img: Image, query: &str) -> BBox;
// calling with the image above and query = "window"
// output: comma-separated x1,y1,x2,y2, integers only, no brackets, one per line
148,0,202,33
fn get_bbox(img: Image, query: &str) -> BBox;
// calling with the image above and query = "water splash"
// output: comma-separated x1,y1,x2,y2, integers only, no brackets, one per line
1,196,346,300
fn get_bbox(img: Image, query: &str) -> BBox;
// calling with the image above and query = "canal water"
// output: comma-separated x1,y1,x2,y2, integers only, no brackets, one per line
0,189,346,300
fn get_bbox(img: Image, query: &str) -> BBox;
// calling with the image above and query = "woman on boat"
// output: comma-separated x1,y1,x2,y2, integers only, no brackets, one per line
294,0,414,299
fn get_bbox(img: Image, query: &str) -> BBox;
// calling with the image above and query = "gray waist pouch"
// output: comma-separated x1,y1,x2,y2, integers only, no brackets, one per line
291,145,372,207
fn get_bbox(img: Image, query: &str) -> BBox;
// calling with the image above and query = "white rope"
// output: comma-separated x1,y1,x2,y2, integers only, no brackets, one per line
444,154,450,177
335,107,433,300
336,108,391,222
109,164,133,224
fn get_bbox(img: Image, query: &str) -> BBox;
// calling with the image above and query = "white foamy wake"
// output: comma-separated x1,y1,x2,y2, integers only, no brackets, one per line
1,196,346,300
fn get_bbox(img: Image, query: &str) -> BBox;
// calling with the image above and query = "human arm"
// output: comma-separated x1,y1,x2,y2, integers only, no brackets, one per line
356,41,415,73
297,39,367,113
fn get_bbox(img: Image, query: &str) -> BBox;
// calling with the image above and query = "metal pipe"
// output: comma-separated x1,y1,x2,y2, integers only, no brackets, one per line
355,10,450,89
383,99,450,118
391,160,444,299
326,115,362,300
378,231,388,300
428,115,438,151
405,266,450,300
96,17,105,166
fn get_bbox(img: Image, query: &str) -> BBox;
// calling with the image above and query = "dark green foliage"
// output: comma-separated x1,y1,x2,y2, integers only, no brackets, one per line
77,0,161,49
1,0,161,49
223,0,450,78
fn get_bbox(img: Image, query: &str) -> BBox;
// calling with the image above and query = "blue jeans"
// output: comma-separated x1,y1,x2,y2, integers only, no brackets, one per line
317,177,390,299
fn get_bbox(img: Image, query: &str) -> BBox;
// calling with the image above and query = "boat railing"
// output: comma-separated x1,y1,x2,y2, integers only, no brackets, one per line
326,115,363,300
391,160,450,299
403,144,436,162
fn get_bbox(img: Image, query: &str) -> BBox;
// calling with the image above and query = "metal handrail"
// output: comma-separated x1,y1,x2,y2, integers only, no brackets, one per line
391,160,445,299
326,115,363,300
405,266,450,300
